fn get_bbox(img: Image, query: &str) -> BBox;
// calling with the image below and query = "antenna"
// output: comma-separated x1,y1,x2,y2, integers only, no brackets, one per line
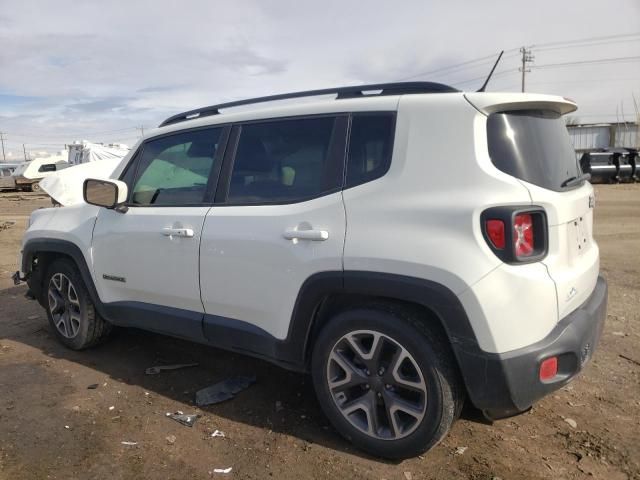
477,50,504,93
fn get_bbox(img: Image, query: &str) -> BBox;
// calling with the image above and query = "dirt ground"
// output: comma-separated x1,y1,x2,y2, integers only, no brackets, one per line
0,186,638,480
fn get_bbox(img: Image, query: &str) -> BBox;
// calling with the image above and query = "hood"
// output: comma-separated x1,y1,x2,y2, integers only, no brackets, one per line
39,158,122,206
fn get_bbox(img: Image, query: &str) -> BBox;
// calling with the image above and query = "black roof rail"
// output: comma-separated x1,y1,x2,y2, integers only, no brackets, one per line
158,81,458,127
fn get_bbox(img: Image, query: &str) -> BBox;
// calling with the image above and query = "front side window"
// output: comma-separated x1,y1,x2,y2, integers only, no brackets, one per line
227,117,340,204
130,127,223,206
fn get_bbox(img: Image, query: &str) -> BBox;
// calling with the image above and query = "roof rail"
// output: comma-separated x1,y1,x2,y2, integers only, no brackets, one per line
158,81,458,127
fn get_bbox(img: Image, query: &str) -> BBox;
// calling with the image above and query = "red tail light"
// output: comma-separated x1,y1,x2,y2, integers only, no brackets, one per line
486,220,505,249
514,213,534,258
481,207,548,264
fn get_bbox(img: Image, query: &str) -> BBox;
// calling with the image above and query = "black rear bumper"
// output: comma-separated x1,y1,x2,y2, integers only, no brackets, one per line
457,275,608,420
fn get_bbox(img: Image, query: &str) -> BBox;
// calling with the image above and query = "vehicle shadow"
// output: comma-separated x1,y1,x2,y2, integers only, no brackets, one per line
1,284,487,463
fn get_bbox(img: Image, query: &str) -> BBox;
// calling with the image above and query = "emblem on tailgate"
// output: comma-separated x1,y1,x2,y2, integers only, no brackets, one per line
566,287,578,302
588,194,595,208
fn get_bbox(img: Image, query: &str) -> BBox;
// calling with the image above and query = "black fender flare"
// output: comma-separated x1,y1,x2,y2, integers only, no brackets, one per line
282,271,500,410
22,238,105,316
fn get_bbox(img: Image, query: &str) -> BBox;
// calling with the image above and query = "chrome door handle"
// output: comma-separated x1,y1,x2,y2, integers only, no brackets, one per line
162,227,194,238
283,228,329,241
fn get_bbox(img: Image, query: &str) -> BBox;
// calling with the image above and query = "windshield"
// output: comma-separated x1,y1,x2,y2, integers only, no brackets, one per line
487,110,581,191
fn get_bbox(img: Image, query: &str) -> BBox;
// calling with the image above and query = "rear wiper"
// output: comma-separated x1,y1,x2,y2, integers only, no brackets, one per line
561,173,591,188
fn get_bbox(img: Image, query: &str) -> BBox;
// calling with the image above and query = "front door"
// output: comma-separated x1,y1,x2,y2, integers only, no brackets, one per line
91,126,228,338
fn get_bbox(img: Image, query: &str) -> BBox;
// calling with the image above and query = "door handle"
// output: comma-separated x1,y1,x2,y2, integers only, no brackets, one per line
162,227,194,238
283,228,329,241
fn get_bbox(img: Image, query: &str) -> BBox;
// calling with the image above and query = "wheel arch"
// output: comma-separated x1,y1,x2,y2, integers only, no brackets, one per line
286,271,481,366
22,239,102,312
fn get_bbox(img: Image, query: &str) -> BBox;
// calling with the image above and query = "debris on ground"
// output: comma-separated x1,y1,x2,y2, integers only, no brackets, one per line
564,418,578,429
121,441,137,446
210,467,232,474
454,446,468,455
145,362,199,375
87,383,99,389
108,406,115,411
195,375,256,406
0,221,16,232
619,354,640,367
166,411,200,427
166,435,176,445
71,406,80,412
210,430,225,438
64,425,70,430
403,471,413,480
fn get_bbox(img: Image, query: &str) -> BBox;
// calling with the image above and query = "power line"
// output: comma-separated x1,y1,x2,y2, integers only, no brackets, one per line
395,49,519,82
531,32,640,49
534,36,640,53
534,56,640,69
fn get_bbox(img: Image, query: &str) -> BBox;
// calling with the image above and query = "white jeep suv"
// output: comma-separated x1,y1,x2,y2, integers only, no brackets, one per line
14,82,607,459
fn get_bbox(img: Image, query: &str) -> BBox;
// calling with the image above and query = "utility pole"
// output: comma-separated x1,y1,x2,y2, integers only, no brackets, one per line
23,144,29,162
519,47,534,92
0,132,6,162
136,125,145,138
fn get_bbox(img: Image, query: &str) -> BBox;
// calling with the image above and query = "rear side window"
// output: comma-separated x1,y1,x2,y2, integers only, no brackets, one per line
346,113,395,188
487,110,581,191
227,116,340,204
130,127,223,206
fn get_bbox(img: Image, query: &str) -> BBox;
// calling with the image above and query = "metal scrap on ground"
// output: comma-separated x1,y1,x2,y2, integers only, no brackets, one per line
195,375,256,407
145,362,199,375
166,411,200,427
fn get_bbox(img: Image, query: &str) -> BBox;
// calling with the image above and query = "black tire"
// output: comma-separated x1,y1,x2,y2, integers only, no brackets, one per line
43,258,112,350
31,182,40,192
311,304,463,459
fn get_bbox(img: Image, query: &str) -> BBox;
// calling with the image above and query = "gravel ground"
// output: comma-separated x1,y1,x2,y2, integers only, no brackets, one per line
0,186,638,480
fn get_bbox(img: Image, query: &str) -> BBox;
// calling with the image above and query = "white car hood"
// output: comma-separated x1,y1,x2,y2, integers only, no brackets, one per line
39,158,122,206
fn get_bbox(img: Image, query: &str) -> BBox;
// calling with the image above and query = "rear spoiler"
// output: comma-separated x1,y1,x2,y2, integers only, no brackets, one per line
464,92,577,116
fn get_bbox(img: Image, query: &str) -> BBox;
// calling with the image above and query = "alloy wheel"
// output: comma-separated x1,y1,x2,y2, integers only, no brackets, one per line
327,329,427,440
47,273,82,338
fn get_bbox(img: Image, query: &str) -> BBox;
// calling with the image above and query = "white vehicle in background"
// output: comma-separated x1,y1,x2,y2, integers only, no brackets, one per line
14,82,607,459
0,163,22,191
12,157,70,192
67,141,130,166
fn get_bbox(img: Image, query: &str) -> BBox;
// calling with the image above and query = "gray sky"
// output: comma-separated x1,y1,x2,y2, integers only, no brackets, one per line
0,0,639,159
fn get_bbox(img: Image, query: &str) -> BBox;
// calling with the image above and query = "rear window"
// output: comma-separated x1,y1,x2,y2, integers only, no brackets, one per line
487,110,581,191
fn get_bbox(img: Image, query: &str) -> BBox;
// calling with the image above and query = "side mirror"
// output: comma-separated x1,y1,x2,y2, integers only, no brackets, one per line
83,178,128,209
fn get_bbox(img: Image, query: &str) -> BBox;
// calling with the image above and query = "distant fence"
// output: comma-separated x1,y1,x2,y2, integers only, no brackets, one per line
568,123,639,152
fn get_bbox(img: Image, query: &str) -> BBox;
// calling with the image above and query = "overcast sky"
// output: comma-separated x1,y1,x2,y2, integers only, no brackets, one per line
0,0,639,159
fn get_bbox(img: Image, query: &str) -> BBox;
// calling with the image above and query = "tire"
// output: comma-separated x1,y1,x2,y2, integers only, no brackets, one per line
311,304,463,459
31,182,40,192
43,258,112,350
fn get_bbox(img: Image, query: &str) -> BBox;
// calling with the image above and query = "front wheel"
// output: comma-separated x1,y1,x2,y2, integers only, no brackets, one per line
44,258,111,350
311,305,463,459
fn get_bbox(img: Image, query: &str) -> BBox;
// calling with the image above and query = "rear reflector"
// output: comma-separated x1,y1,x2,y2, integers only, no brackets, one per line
539,356,558,381
514,213,534,258
486,219,505,249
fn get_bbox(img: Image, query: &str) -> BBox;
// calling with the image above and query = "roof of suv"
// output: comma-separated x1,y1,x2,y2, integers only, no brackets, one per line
158,82,458,128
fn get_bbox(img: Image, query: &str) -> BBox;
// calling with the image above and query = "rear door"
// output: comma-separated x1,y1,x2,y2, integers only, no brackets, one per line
199,115,347,342
486,108,599,319
91,126,228,337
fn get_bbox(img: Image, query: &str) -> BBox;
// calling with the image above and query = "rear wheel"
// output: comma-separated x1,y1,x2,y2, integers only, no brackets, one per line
311,305,462,459
30,182,40,192
44,258,111,350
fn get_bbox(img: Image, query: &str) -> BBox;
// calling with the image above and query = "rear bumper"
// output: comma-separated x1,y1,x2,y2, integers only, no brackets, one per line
458,275,608,419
